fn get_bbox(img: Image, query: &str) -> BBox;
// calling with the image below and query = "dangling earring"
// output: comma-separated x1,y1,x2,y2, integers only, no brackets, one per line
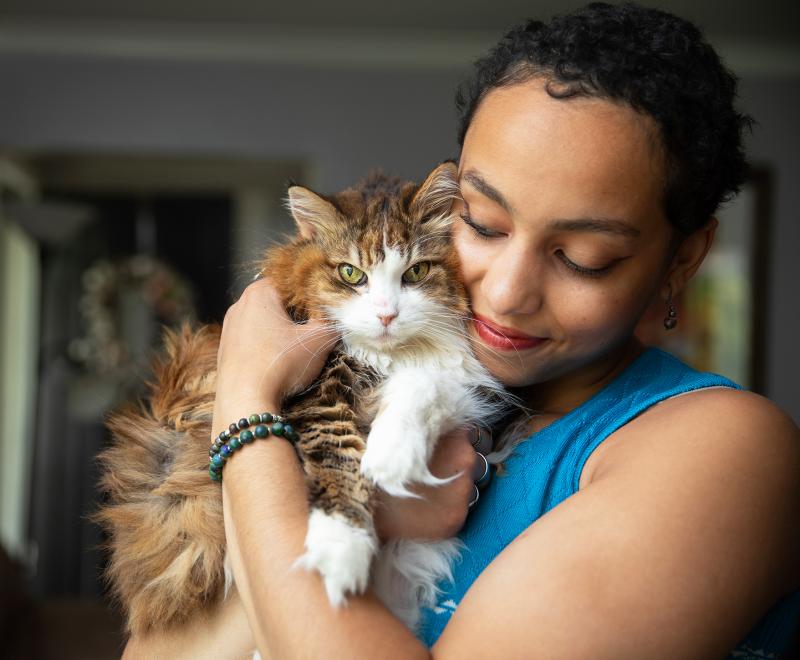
663,287,678,330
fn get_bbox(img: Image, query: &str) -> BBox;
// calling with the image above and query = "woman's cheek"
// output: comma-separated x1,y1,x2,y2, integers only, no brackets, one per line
554,282,642,348
453,228,487,288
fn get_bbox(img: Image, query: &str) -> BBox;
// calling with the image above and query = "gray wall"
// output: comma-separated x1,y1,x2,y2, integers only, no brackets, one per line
0,55,797,419
0,56,463,190
738,79,800,419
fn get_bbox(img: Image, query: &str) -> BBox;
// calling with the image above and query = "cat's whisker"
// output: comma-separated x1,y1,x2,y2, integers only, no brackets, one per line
426,311,534,367
295,336,345,379
263,327,342,369
424,332,519,369
418,319,528,370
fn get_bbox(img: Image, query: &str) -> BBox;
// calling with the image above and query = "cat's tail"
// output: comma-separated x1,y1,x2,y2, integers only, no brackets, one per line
92,323,227,636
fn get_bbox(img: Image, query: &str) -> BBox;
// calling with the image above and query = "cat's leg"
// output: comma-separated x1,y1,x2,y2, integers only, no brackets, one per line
292,440,379,607
360,367,469,497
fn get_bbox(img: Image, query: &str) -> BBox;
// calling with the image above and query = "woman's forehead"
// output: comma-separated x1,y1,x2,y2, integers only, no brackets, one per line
461,79,667,229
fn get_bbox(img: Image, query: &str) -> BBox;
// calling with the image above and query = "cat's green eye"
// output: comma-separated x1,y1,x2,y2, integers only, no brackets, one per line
338,263,367,285
402,262,430,284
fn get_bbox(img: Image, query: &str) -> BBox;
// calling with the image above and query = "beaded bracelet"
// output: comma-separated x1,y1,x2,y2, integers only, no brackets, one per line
208,412,299,482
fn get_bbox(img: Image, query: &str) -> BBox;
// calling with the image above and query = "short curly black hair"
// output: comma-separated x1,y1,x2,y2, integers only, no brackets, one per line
456,2,755,234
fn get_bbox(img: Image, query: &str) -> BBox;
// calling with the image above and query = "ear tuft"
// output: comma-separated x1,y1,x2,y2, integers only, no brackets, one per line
410,161,459,227
286,186,338,241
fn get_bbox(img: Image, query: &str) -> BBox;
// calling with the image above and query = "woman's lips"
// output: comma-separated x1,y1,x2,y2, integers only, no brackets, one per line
472,313,547,351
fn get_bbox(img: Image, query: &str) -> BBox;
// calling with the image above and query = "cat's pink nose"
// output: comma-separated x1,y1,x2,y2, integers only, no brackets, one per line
378,313,397,327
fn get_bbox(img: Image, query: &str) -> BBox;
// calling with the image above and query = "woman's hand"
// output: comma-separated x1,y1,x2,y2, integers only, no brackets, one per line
212,279,338,430
373,427,490,541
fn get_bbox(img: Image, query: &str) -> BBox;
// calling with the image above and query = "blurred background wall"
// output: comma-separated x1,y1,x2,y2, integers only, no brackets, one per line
0,1,797,657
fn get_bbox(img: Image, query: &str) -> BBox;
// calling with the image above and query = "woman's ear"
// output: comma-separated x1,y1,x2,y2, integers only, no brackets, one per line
661,216,718,299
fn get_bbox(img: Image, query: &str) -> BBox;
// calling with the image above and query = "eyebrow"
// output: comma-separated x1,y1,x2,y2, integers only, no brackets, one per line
461,168,640,239
461,170,514,214
547,218,641,238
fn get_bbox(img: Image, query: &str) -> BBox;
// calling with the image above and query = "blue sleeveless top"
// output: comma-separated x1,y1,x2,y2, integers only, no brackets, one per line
417,347,800,657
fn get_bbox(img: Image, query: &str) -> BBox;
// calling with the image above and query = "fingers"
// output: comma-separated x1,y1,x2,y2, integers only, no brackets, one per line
239,276,284,307
218,277,341,401
373,428,493,540
234,278,339,361
428,428,475,478
469,426,494,493
245,279,339,345
472,450,490,482
470,425,493,454
468,484,480,509
431,426,493,482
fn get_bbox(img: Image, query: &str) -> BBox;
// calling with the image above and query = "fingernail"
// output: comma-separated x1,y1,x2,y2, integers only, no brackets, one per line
470,426,481,447
472,426,493,454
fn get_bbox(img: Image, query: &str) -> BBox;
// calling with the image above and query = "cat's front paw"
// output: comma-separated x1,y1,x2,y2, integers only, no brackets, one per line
361,419,458,498
292,509,377,607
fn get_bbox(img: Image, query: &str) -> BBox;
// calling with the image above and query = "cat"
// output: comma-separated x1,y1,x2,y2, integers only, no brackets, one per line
94,161,510,639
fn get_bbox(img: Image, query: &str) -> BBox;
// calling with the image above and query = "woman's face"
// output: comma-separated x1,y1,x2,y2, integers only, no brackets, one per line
455,78,675,390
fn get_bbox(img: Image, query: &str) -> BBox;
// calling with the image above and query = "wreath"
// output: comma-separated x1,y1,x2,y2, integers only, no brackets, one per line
68,254,195,375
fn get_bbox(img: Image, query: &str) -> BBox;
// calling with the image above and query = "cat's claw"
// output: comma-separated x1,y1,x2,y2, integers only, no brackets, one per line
372,479,422,500
292,509,377,606
361,420,460,497
369,467,461,499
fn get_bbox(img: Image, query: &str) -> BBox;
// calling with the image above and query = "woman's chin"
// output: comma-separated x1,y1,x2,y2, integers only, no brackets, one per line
473,350,539,388
468,333,550,386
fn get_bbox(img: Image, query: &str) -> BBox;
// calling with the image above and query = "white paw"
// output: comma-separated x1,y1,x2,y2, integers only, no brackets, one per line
291,509,377,606
361,419,458,498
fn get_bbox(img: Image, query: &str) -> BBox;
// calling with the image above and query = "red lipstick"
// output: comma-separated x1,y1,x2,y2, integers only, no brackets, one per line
472,313,547,351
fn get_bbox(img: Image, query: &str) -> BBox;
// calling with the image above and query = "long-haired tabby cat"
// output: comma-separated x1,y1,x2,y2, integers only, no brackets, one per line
95,161,510,639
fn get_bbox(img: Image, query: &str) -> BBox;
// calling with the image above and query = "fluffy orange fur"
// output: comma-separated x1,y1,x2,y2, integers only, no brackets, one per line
94,324,226,633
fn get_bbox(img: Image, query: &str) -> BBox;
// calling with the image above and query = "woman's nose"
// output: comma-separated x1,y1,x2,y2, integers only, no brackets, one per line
481,247,543,317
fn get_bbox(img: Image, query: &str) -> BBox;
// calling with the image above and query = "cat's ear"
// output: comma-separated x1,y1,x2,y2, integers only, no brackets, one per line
286,185,338,241
409,161,459,227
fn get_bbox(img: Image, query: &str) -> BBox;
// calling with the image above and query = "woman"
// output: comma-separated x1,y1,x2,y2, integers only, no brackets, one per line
124,3,800,658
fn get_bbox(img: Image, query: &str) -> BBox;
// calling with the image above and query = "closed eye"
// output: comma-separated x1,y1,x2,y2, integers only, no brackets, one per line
460,212,505,239
555,250,616,278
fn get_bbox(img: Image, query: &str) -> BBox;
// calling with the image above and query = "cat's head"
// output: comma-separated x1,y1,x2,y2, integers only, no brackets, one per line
268,162,469,355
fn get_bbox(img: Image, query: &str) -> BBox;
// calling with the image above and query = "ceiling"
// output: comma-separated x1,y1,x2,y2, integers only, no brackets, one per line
0,0,797,76
0,0,797,41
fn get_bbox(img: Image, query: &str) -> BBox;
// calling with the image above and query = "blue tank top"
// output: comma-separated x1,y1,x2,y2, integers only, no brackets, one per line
417,347,800,657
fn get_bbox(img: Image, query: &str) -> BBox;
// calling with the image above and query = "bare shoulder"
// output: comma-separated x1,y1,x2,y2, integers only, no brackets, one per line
606,386,800,582
593,387,800,491
637,386,797,440
432,389,800,659
594,388,800,594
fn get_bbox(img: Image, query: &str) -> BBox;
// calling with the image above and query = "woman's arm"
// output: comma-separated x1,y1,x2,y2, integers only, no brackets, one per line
221,429,431,660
